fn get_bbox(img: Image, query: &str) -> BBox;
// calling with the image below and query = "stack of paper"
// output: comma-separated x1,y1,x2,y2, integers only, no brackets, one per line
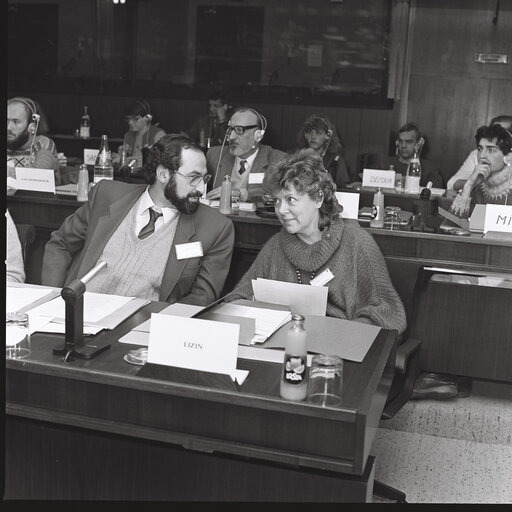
212,303,291,344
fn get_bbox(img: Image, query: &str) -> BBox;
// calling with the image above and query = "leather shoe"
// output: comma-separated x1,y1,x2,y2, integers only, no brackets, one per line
414,372,455,389
411,383,458,400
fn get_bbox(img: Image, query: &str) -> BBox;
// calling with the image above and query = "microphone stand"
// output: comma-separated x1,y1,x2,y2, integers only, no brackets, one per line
53,261,111,362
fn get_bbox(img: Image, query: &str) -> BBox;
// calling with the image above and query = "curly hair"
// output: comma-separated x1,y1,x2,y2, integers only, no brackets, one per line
475,124,512,156
263,148,342,230
141,132,203,184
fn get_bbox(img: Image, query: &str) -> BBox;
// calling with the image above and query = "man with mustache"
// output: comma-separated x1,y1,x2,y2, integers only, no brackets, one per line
7,96,59,183
42,134,235,305
205,107,286,202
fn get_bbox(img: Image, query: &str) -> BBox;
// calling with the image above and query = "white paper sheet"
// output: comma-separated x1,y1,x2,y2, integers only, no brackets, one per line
133,302,203,332
7,286,55,314
28,291,135,323
251,278,328,316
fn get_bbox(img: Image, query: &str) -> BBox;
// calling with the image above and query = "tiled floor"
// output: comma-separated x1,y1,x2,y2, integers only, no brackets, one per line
371,379,512,503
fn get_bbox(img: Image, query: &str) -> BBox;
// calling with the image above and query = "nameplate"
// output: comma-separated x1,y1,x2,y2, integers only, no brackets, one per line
335,191,360,219
14,167,55,193
175,241,203,260
147,313,239,375
362,169,395,189
484,204,512,234
84,149,99,165
248,172,265,184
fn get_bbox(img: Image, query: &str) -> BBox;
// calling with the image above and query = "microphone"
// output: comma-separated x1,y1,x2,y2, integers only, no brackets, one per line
53,261,110,361
213,129,230,188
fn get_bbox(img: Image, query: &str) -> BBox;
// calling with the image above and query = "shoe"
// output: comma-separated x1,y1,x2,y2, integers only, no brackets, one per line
411,383,458,400
414,372,456,389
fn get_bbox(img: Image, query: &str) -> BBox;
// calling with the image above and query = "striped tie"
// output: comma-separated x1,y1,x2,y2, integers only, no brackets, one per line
138,208,162,240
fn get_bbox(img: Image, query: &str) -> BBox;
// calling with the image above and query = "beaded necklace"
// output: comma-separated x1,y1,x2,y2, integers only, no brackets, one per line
295,268,316,285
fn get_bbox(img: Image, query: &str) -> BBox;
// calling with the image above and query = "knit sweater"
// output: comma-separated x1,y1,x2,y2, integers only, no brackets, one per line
225,218,407,335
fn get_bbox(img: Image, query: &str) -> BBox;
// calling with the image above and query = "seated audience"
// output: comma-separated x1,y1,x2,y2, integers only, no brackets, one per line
446,115,512,191
119,98,166,170
295,114,350,189
7,96,59,185
41,134,235,305
6,210,25,284
450,123,512,218
224,148,406,335
185,90,231,148
374,122,443,188
206,107,286,202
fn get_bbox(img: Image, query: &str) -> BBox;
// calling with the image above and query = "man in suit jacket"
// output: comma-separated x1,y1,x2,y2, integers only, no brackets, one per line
42,134,235,306
206,107,286,201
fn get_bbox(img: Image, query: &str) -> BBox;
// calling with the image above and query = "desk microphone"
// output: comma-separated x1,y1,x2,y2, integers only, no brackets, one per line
212,129,230,188
53,261,110,362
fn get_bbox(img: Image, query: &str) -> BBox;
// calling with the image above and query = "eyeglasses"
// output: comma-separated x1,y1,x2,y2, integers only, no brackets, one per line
226,124,259,136
175,171,211,187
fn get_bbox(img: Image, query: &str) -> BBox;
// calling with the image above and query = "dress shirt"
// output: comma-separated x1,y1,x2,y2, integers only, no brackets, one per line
134,187,178,235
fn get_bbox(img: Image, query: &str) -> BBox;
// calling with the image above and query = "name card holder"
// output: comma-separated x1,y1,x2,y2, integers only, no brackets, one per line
362,169,395,189
14,167,56,195
483,204,512,234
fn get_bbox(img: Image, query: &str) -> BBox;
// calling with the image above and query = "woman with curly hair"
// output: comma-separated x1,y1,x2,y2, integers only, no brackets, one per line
225,148,406,334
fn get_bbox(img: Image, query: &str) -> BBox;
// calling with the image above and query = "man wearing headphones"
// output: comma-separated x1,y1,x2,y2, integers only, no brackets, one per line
206,106,286,202
121,98,166,170
7,97,59,182
376,122,443,188
42,134,234,305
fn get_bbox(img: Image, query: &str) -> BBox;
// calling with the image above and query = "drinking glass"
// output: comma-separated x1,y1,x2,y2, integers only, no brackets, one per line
6,312,31,359
231,189,240,214
307,354,343,406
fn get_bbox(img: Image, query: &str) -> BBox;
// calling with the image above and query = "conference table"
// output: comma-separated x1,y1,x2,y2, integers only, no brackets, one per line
5,295,397,501
7,189,512,382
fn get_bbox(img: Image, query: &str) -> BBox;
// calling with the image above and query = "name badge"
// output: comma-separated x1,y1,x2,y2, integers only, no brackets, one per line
310,268,334,287
175,241,204,260
14,167,55,193
84,149,99,165
248,172,265,184
362,169,395,189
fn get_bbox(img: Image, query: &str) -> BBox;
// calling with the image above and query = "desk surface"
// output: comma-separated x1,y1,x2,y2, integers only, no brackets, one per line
6,298,396,479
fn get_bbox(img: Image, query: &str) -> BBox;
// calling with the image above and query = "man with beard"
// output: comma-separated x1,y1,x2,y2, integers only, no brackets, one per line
205,107,286,202
7,97,59,182
41,134,235,305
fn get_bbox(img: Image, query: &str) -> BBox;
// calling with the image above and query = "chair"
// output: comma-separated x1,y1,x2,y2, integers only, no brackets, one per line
381,257,426,419
14,223,36,269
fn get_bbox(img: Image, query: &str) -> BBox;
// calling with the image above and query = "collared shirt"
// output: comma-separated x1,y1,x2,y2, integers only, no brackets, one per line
134,187,179,236
232,149,259,177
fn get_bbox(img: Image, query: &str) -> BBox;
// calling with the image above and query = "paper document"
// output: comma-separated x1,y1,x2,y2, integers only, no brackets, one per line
7,286,56,313
212,303,291,344
252,278,328,316
28,291,136,324
133,302,203,332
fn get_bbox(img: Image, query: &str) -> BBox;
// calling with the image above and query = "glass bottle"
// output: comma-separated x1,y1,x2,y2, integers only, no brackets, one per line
219,175,232,214
80,106,91,139
370,187,385,228
405,152,421,194
94,135,114,183
280,314,308,401
76,164,89,201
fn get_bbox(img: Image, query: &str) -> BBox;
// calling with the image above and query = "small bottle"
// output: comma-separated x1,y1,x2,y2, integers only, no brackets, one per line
80,106,91,139
94,134,114,183
280,314,308,401
405,151,421,194
76,164,89,201
370,187,385,228
219,175,232,214
199,128,206,149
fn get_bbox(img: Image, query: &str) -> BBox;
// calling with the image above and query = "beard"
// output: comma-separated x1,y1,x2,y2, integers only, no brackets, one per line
164,177,202,214
7,128,30,151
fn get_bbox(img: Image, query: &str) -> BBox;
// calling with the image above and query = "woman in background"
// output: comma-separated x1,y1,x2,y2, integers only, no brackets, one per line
296,114,350,189
224,149,406,334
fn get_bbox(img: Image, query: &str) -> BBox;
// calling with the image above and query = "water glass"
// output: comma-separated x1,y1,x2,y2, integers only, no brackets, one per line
307,354,343,406
231,189,241,214
6,312,31,359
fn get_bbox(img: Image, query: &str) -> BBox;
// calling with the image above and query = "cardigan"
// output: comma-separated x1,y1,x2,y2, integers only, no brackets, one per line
225,217,407,335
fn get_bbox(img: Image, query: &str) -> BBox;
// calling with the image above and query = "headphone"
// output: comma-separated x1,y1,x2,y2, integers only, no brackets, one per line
246,107,267,142
136,98,152,122
10,97,40,128
305,116,333,157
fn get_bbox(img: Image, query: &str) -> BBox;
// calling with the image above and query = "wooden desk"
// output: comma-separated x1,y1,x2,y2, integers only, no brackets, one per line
7,191,512,382
5,299,397,501
50,133,124,159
